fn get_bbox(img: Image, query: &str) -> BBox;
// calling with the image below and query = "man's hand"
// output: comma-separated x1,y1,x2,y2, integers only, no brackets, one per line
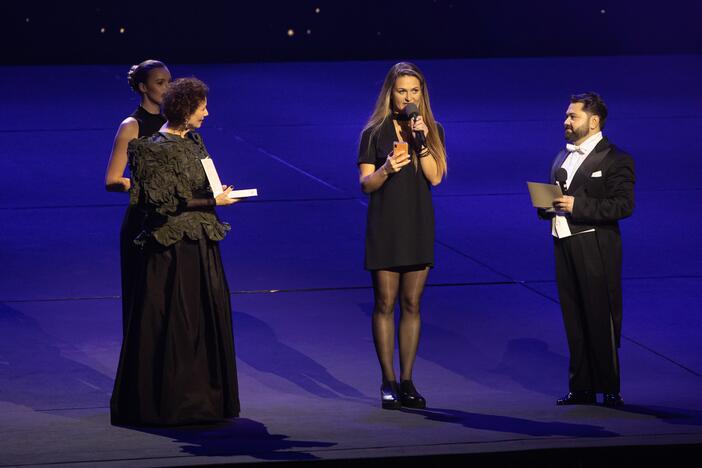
553,196,574,213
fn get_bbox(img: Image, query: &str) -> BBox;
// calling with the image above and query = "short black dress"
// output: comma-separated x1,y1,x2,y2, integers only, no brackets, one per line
111,131,240,426
358,118,445,270
120,107,166,336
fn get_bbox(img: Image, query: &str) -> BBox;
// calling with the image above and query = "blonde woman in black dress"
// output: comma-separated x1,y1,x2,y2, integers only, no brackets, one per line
358,62,447,410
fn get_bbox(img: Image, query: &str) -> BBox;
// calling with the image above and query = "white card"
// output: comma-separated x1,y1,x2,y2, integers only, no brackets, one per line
201,158,258,200
526,181,563,208
200,158,224,197
228,188,258,199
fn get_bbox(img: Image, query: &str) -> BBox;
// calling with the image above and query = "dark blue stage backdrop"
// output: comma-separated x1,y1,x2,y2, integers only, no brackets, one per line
1,0,701,465
2,0,702,64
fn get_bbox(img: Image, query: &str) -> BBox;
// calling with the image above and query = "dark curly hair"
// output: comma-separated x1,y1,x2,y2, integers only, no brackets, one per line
571,92,608,130
162,78,209,127
127,59,167,92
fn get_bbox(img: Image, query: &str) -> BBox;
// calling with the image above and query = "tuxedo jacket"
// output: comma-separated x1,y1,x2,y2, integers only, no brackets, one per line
542,136,635,346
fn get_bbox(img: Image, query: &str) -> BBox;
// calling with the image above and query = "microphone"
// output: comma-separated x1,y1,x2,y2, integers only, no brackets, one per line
555,168,568,194
402,103,426,147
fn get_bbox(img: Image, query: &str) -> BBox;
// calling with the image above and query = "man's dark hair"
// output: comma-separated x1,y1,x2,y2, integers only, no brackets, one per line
162,78,209,127
570,92,608,130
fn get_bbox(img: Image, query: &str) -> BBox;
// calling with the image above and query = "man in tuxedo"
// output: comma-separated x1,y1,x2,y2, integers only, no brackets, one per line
541,92,635,407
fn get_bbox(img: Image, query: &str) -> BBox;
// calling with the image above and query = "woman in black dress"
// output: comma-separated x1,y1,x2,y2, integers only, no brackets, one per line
105,59,171,336
358,62,447,410
111,78,240,426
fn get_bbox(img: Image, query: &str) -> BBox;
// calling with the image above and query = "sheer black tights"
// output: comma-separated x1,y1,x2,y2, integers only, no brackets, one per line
371,268,429,383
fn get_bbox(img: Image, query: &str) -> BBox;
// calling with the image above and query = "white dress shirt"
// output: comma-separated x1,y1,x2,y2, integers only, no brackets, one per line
552,132,603,238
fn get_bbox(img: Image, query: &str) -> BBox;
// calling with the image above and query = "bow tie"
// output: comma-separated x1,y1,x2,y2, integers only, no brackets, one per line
566,143,585,154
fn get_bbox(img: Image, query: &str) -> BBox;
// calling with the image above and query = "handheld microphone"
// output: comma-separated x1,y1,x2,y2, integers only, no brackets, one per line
555,168,568,194
402,103,427,147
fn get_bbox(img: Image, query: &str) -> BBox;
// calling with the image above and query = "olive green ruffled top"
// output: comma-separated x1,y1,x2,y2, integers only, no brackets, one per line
128,132,230,247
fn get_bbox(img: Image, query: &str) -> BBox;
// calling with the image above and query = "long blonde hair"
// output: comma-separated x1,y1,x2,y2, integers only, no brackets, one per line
363,62,447,177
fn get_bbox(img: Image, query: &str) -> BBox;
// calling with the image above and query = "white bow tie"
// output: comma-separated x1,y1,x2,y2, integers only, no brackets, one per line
566,143,585,154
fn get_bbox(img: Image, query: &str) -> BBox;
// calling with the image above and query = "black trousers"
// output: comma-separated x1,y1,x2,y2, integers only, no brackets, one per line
554,232,620,394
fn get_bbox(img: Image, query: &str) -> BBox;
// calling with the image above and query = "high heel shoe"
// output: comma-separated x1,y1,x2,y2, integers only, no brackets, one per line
380,381,401,410
399,380,426,409
556,391,596,406
602,392,624,408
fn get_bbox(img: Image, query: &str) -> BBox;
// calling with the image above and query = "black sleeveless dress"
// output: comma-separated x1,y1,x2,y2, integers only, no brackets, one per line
119,107,166,336
357,118,445,270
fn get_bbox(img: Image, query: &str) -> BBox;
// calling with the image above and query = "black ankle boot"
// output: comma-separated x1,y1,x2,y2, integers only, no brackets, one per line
380,381,401,410
399,380,426,409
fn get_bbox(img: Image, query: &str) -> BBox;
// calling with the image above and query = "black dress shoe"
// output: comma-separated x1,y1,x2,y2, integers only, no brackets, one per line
556,391,596,406
380,381,401,410
399,380,426,409
602,393,624,407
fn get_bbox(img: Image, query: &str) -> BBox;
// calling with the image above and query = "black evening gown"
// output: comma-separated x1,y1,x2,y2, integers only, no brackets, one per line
120,107,166,336
357,118,445,270
111,131,240,426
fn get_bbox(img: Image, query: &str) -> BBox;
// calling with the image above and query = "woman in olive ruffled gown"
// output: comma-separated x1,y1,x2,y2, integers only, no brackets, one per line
110,78,240,426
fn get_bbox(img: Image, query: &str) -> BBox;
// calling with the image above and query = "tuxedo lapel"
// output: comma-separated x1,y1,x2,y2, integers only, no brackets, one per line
568,138,611,193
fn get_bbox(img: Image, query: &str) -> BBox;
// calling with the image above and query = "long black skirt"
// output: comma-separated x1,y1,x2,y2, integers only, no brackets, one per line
111,237,240,426
119,205,145,337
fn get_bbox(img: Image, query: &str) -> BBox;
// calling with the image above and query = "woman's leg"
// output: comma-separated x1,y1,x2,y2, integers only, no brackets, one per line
371,269,401,383
398,267,429,381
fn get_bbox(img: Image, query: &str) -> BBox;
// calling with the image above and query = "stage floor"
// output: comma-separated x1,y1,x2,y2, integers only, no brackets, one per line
1,55,701,466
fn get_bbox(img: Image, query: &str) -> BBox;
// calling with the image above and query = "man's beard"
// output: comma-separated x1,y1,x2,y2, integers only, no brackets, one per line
564,120,590,142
